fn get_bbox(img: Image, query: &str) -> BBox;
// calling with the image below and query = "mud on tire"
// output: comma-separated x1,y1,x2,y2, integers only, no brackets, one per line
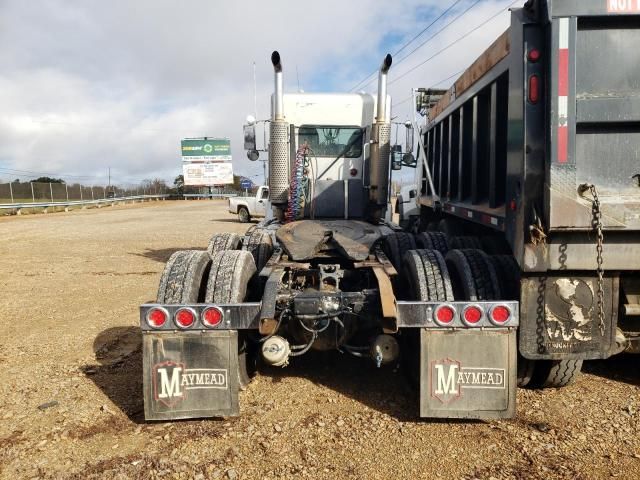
157,250,211,303
207,232,241,255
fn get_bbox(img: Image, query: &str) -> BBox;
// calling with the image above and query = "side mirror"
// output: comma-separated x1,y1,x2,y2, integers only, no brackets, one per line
243,124,257,150
391,145,402,171
247,149,259,161
402,152,416,168
405,121,414,153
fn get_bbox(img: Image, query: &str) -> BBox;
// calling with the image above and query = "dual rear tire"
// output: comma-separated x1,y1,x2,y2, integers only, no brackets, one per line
395,236,582,389
157,241,260,389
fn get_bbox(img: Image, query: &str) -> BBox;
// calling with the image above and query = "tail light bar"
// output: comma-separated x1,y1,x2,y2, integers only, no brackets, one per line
396,301,519,329
141,301,517,331
140,303,261,331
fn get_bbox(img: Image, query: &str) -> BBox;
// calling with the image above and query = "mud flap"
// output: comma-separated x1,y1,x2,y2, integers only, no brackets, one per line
519,276,618,360
420,329,516,419
143,330,239,421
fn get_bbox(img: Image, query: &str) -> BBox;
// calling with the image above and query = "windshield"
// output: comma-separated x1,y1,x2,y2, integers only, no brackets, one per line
298,126,363,158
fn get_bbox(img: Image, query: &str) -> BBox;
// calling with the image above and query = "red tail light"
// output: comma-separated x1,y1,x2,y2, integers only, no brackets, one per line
528,75,540,104
463,305,483,325
528,48,540,63
202,307,223,327
434,305,455,326
175,308,196,328
490,305,511,324
146,307,168,328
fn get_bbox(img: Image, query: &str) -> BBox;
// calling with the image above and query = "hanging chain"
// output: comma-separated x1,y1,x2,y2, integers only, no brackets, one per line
580,183,605,336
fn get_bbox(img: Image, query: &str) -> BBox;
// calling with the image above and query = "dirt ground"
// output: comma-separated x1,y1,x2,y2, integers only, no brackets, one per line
0,200,638,480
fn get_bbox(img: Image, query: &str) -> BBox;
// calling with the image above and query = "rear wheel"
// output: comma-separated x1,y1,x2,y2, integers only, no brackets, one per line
415,231,449,255
445,249,501,301
238,206,250,223
401,249,454,386
486,254,534,387
382,232,417,271
448,236,483,250
242,230,273,272
157,250,211,303
529,359,583,388
207,232,241,255
206,250,258,389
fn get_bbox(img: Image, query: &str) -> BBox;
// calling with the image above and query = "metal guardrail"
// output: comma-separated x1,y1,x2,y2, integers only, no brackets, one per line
0,194,169,213
183,193,238,199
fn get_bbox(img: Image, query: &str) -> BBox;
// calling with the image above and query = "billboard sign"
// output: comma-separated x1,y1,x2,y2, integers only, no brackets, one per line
181,138,233,186
181,138,231,161
182,162,234,186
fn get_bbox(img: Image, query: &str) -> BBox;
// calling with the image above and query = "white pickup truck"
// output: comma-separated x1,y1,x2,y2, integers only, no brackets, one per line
228,185,269,222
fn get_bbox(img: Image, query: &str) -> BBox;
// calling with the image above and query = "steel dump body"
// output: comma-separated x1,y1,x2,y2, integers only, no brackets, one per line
416,0,640,360
418,0,640,271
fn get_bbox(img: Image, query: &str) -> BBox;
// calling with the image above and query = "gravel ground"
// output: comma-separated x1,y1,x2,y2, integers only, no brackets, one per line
0,200,638,480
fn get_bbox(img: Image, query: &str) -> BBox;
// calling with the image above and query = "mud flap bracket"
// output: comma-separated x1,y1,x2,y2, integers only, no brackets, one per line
143,330,239,421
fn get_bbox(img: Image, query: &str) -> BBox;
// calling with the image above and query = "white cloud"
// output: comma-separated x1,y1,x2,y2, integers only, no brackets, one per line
0,0,517,185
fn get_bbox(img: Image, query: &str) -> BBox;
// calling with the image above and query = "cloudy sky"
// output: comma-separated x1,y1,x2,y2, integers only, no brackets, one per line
0,0,518,187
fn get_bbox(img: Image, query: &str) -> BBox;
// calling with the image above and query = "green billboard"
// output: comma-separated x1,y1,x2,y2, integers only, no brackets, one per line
181,138,231,161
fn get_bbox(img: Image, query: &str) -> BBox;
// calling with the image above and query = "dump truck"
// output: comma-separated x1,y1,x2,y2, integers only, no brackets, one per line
139,0,638,422
410,0,639,391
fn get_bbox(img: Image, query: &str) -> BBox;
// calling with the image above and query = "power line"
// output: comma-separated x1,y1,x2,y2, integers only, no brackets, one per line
349,0,465,92
352,0,483,92
389,0,482,71
388,0,519,87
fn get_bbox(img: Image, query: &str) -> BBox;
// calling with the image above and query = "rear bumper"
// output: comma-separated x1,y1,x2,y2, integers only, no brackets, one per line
139,300,519,331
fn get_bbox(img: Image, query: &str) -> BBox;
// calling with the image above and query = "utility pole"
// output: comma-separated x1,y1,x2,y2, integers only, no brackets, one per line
108,167,111,189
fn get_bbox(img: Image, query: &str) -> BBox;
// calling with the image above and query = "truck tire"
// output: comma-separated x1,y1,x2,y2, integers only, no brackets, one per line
402,249,454,302
382,232,417,271
415,232,449,254
530,360,583,388
206,250,258,389
486,254,534,387
242,230,273,272
481,235,511,255
238,206,250,223
449,236,483,250
489,255,521,301
157,250,211,303
401,249,454,387
437,218,464,236
207,232,241,255
445,249,501,301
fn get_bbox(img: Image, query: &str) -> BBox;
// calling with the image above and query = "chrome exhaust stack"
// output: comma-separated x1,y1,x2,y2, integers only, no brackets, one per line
368,54,392,220
269,51,290,209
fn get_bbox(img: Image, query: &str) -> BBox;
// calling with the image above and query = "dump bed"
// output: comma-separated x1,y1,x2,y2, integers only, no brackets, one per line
417,0,640,271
